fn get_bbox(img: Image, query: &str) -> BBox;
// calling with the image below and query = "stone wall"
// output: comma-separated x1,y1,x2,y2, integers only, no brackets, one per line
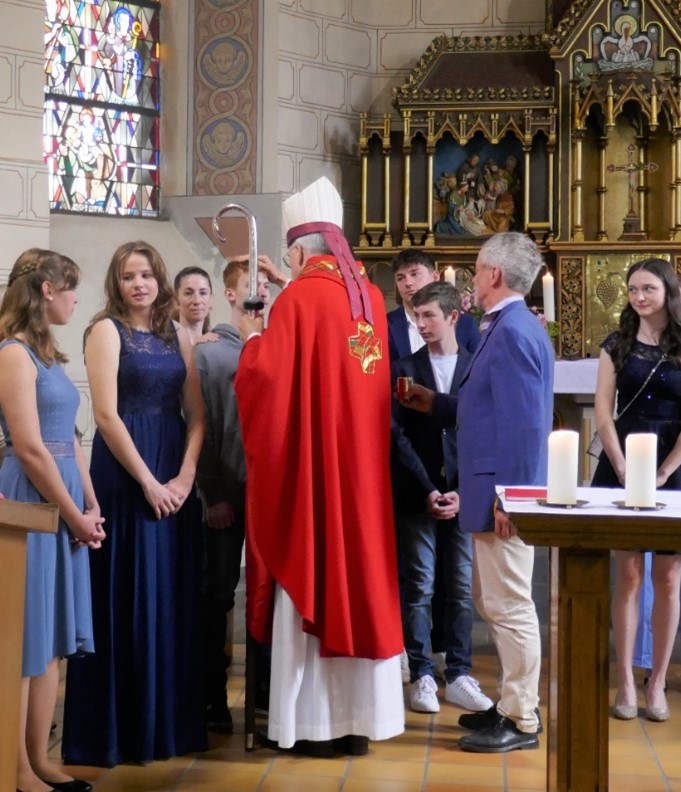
276,0,546,237
0,0,49,278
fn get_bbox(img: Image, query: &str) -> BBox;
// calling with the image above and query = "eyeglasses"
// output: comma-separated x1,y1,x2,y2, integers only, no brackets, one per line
283,245,299,269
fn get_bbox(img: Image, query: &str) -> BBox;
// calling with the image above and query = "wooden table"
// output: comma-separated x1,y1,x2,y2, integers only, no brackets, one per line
0,500,58,792
502,487,681,792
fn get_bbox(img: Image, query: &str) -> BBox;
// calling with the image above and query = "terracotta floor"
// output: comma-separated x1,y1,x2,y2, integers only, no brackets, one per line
50,650,681,792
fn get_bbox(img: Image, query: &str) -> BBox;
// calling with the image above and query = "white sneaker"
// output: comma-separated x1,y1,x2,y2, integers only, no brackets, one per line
445,674,494,712
410,674,440,713
400,649,410,685
432,651,447,682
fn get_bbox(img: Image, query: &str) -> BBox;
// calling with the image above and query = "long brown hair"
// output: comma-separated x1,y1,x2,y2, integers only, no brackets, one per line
611,258,681,370
85,241,175,343
0,248,80,365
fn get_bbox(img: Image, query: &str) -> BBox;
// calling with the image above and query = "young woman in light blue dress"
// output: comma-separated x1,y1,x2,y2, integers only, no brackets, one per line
0,249,105,792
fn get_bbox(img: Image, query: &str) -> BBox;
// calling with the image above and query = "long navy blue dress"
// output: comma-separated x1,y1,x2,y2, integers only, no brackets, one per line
62,320,206,767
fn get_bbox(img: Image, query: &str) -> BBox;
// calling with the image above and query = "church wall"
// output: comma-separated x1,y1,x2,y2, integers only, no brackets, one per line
191,0,261,195
161,0,192,198
0,0,49,277
276,0,546,242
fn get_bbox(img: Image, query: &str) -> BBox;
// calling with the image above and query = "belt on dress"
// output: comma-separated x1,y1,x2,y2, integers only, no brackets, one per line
6,440,75,458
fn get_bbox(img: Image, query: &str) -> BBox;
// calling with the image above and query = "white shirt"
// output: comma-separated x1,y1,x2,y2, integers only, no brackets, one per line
406,311,426,354
479,294,524,331
429,353,458,394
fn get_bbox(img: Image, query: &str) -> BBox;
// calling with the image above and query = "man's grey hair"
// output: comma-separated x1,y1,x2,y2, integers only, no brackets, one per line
478,232,544,296
293,232,331,256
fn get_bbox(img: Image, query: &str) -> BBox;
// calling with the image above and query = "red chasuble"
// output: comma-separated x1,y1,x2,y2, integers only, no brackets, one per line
235,257,402,659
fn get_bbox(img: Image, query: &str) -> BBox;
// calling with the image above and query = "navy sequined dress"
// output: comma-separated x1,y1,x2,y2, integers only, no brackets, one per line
592,331,681,488
62,319,206,767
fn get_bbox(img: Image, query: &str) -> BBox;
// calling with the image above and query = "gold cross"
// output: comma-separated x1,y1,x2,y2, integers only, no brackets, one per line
348,322,382,374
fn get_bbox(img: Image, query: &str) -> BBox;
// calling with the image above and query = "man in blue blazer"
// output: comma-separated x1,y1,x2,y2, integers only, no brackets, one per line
399,232,554,753
387,249,480,364
392,283,493,717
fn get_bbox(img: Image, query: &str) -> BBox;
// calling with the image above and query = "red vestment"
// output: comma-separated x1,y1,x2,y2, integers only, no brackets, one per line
235,257,402,659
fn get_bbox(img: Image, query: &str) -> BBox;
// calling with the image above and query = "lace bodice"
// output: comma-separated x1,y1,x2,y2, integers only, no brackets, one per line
603,331,681,422
113,319,186,415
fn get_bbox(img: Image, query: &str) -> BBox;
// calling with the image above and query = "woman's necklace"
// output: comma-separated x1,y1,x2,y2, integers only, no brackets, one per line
638,326,662,346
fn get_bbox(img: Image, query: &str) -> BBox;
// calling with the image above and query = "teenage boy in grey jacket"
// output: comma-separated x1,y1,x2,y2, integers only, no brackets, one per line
195,256,287,728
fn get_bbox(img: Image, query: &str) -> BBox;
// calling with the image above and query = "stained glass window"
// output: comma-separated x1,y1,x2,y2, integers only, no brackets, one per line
43,0,160,216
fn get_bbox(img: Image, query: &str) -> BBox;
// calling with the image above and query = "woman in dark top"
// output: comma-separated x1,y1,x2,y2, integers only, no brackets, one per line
593,258,681,723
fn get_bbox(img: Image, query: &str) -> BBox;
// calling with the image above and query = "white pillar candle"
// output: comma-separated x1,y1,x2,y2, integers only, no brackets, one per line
443,266,456,285
625,433,657,508
547,430,579,504
542,271,556,322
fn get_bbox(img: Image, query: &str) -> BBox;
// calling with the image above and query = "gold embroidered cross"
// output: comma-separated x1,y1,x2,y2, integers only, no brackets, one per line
348,322,382,374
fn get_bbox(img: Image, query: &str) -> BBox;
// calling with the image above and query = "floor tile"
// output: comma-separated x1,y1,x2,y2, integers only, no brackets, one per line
259,774,342,791
427,761,503,786
345,758,424,782
607,775,669,792
267,755,349,777
505,766,546,790
46,653,681,790
343,780,423,792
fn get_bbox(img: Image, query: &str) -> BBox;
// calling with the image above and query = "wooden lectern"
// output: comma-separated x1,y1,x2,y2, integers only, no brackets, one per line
0,500,58,792
504,487,681,792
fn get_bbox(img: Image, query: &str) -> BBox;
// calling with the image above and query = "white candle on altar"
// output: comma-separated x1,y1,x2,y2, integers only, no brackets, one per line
542,271,556,323
547,430,579,504
625,433,657,508
443,266,456,285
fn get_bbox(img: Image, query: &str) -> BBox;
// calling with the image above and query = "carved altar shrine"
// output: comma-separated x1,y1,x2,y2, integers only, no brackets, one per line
356,0,681,357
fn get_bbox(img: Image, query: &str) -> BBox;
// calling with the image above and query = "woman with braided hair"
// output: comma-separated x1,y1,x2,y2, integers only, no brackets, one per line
0,248,105,792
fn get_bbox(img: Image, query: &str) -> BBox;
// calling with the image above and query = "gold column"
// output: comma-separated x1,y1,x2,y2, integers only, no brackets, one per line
424,112,435,247
636,137,648,237
572,131,585,241
524,148,531,229
672,129,681,240
547,107,557,238
669,138,677,240
402,111,412,246
597,137,608,240
359,113,370,246
382,114,391,247
547,146,555,237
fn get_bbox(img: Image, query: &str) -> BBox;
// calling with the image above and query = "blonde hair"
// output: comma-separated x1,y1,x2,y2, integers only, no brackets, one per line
85,241,175,343
0,248,80,364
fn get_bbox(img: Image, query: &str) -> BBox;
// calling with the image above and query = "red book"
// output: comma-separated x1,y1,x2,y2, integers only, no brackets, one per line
503,486,547,501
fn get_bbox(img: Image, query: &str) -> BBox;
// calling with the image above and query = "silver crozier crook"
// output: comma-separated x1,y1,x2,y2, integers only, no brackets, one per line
212,203,265,313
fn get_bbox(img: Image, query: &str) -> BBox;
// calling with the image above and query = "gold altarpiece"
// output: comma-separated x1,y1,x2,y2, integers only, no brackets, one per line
356,0,681,358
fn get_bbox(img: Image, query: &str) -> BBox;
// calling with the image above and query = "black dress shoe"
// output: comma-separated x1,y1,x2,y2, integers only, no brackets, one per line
39,780,92,792
257,729,336,757
459,714,539,753
459,704,543,734
333,735,369,755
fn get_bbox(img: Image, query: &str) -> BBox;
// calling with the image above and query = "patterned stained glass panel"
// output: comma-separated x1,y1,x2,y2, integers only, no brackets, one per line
45,100,159,216
44,0,160,217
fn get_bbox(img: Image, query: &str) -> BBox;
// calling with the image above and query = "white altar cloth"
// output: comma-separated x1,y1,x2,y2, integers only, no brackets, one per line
553,358,598,395
497,485,681,519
